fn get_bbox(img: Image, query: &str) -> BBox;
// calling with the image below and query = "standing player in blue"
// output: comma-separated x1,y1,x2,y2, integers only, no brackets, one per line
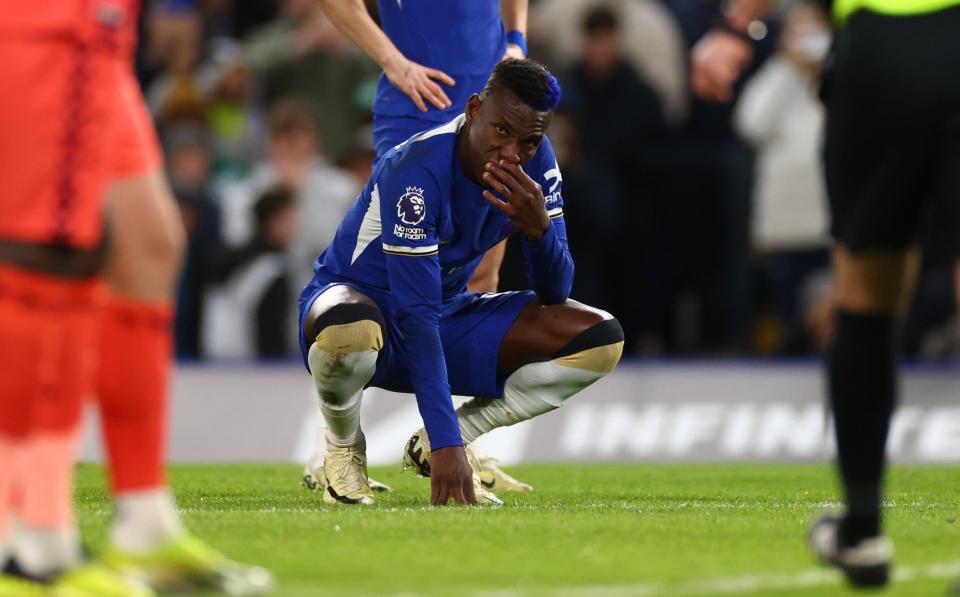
313,0,535,493
318,0,528,158
298,59,624,506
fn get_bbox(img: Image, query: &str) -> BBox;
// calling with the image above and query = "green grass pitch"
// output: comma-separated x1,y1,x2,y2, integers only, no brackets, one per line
75,463,960,596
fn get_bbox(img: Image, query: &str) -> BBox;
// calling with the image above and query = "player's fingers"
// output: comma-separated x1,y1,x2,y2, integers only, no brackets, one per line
486,163,524,194
431,479,443,505
482,169,514,199
420,80,452,110
481,189,508,208
404,85,428,113
498,160,539,194
432,483,449,506
425,67,456,87
482,190,512,216
449,484,468,505
413,91,429,112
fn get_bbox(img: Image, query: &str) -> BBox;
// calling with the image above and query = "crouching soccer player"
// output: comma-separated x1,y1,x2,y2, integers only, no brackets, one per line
298,59,623,506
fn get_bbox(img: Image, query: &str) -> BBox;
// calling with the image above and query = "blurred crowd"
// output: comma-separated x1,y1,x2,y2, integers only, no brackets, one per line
138,0,960,361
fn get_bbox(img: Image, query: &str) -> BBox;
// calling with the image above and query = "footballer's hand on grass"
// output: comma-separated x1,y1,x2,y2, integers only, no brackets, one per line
690,29,753,103
482,160,550,241
384,55,455,112
430,446,477,506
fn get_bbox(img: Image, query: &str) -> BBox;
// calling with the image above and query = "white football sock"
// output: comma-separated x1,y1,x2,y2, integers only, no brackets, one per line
15,526,82,577
110,488,185,553
309,345,377,447
320,389,364,447
457,348,618,444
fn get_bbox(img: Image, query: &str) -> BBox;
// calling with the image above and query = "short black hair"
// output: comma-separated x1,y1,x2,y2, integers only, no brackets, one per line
583,5,619,35
480,58,562,112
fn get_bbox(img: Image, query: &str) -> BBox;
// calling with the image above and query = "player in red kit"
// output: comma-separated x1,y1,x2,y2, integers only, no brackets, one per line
0,1,151,594
93,2,271,593
0,2,271,594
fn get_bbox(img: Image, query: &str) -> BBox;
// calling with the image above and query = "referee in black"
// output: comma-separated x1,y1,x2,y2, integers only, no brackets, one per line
690,0,960,588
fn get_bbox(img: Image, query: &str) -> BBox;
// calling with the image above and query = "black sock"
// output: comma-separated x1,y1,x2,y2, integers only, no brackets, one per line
827,310,898,545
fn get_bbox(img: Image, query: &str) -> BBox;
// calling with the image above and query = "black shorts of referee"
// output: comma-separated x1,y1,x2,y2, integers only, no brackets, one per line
821,4,960,251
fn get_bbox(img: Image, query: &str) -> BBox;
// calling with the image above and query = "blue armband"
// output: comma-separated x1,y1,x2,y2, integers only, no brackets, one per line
506,30,527,56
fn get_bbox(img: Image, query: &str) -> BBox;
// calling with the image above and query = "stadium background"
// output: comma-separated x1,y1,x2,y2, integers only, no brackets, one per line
61,1,960,594
94,0,960,465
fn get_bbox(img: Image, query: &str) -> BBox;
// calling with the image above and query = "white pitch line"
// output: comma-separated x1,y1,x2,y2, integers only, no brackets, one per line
87,499,960,516
473,560,960,597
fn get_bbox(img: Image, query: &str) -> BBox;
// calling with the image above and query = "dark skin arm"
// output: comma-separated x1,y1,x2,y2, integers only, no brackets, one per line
430,447,477,505
432,161,547,505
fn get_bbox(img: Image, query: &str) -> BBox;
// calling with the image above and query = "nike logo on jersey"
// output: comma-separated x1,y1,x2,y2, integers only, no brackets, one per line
544,165,562,204
544,166,562,193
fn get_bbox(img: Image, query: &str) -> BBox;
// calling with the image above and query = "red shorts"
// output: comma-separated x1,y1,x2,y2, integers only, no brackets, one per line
0,36,114,249
0,266,104,437
0,0,152,249
109,60,162,179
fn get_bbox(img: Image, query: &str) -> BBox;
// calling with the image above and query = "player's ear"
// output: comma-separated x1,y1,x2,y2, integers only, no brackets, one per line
465,94,481,122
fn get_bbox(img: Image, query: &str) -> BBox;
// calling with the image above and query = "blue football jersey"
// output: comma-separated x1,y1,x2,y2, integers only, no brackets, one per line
307,114,571,448
373,0,506,121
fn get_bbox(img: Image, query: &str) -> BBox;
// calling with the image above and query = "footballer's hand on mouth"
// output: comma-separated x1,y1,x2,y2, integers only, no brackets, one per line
482,160,550,242
430,446,478,506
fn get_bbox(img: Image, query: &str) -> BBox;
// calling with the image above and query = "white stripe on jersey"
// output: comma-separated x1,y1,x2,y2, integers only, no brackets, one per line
547,207,563,218
351,183,383,264
382,243,440,255
412,114,466,144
